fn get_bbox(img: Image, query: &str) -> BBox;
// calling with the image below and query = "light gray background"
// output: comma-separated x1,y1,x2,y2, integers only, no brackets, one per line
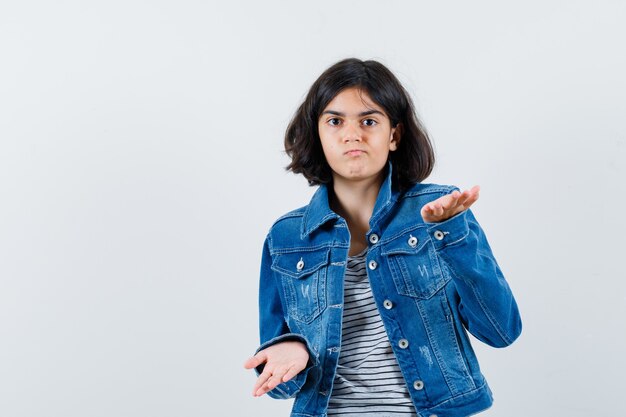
1,1,625,416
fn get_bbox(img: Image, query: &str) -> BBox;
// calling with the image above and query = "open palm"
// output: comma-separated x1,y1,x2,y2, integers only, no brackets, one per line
421,185,480,223
244,341,309,397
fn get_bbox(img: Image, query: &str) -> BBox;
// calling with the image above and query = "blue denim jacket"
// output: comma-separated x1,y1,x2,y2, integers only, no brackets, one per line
255,165,522,417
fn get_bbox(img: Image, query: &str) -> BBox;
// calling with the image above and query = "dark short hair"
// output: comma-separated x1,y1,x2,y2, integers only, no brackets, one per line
284,58,435,189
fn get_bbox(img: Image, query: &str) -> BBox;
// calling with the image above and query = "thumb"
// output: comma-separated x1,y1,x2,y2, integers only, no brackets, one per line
243,351,267,369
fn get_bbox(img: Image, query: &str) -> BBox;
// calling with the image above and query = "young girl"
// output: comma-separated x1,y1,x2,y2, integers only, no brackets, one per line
244,58,522,417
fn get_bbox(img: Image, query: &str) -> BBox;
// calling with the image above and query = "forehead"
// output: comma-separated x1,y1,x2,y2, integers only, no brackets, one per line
323,87,384,112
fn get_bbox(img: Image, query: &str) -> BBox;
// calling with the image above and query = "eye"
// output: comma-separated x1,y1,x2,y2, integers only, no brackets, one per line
362,118,378,127
327,118,342,126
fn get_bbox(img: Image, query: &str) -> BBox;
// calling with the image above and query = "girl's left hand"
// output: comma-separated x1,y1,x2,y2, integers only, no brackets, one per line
421,185,480,223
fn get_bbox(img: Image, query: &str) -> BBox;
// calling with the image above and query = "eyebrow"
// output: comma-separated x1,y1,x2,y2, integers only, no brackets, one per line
321,109,385,117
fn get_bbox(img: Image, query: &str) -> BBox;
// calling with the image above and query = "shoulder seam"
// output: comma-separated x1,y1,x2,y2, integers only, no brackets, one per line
402,184,459,199
267,207,306,233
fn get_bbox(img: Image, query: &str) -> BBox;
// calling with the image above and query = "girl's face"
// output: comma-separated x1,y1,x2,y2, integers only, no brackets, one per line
318,87,399,186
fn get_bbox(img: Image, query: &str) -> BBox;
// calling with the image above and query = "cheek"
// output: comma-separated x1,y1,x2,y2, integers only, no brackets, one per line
320,142,338,163
318,133,336,154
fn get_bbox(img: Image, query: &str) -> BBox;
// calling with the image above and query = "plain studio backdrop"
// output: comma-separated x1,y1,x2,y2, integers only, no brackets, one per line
1,1,625,416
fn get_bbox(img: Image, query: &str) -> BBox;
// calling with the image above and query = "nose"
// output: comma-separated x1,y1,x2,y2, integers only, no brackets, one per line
343,122,362,143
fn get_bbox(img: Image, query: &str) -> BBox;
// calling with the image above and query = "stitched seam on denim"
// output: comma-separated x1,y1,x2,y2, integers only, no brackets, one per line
281,273,298,322
302,212,340,237
321,291,343,411
447,255,510,344
273,385,288,397
440,292,475,389
427,241,448,297
428,212,469,248
270,244,338,255
470,282,511,345
272,209,305,226
403,185,456,198
266,233,274,253
433,226,469,248
291,367,320,412
439,232,469,247
415,297,459,396
441,252,511,346
442,265,476,384
272,261,326,278
319,267,327,321
420,379,490,411
258,333,306,352
369,195,398,231
387,256,407,298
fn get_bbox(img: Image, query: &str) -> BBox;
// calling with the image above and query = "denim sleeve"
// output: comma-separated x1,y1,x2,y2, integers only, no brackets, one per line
427,207,522,348
253,235,318,399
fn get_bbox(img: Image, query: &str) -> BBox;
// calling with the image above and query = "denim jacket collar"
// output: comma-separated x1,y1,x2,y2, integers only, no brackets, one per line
301,162,396,238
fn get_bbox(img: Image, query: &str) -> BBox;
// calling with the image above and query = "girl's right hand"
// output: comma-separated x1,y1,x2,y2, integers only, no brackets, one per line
243,340,310,397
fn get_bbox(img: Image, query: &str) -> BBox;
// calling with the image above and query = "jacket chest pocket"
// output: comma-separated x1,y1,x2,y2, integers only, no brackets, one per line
271,247,330,323
381,229,449,299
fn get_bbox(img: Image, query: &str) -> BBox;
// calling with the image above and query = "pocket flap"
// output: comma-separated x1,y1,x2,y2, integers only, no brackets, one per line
380,228,428,256
271,247,331,279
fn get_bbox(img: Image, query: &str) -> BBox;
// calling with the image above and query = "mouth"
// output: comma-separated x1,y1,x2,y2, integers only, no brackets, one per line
344,149,365,156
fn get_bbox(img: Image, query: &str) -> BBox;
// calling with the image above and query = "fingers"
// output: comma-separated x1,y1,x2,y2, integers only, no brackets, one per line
421,203,441,222
437,190,461,211
282,364,301,383
457,185,480,210
266,369,287,390
421,186,481,223
443,187,479,213
423,191,459,219
253,366,289,397
246,341,310,397
427,203,443,218
455,191,472,210
253,369,273,396
245,352,274,396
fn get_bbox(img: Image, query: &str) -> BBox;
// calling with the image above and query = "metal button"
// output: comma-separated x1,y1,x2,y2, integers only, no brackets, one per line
429,415,438,417
296,258,304,271
369,233,379,244
433,230,445,241
368,260,377,270
383,299,393,309
408,235,418,248
398,339,409,349
413,380,424,390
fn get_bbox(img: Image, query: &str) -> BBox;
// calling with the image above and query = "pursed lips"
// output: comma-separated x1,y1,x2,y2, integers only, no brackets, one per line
344,149,366,156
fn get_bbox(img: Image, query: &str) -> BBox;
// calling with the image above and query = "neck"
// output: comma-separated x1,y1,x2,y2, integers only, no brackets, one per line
330,173,384,235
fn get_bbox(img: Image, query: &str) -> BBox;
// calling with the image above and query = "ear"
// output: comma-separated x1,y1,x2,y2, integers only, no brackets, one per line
389,123,402,151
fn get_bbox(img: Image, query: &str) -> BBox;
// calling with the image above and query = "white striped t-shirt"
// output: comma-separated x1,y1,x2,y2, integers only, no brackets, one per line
326,249,418,416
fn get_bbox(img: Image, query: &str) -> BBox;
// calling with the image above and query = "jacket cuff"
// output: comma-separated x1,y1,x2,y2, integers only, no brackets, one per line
426,209,470,250
254,333,318,399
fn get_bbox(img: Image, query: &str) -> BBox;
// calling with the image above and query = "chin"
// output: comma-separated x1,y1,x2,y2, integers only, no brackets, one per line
340,170,380,183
